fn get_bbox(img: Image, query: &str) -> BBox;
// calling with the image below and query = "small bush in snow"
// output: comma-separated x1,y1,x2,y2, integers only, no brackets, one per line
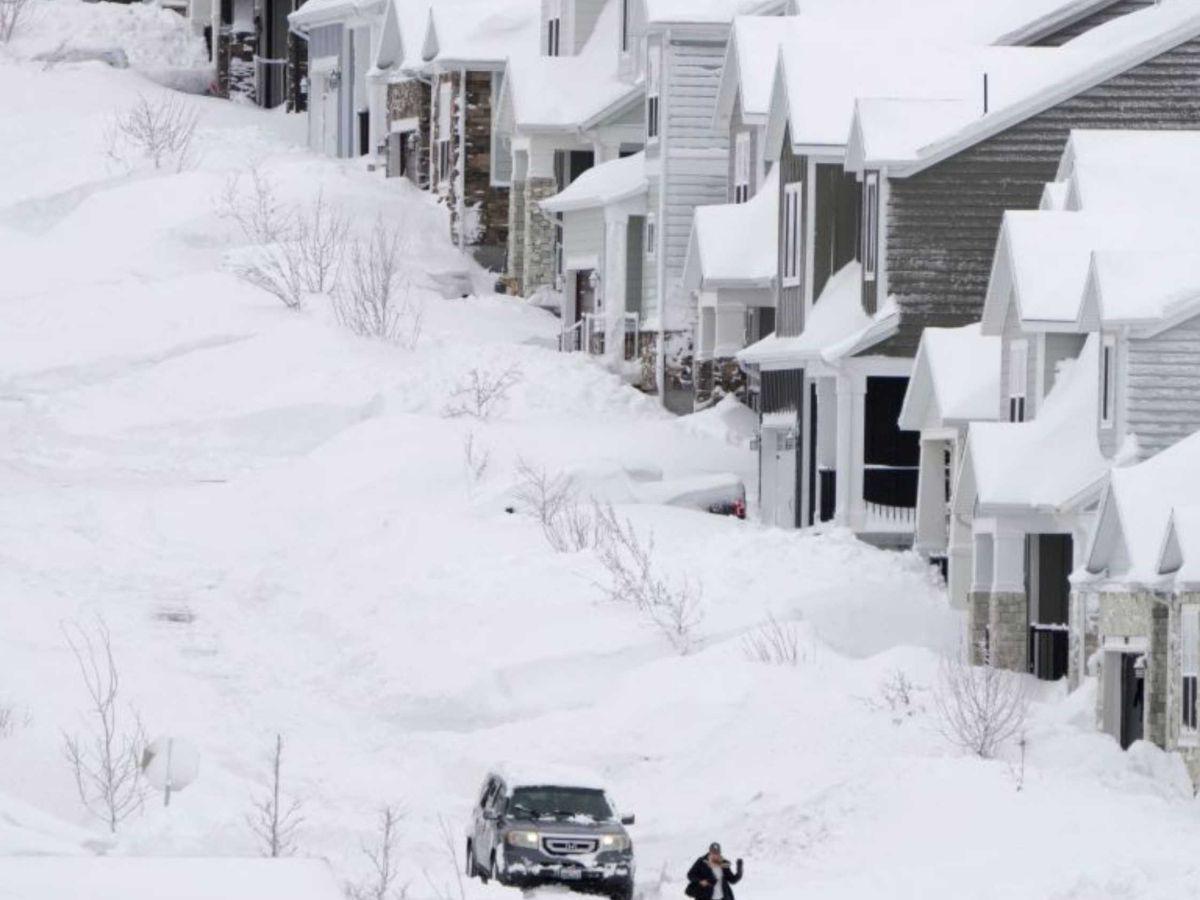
879,669,920,717
236,242,309,310
0,0,32,43
220,166,293,246
461,432,490,493
105,93,199,173
61,617,147,833
0,699,29,738
443,366,522,421
741,616,807,666
346,806,407,900
511,460,596,553
422,815,468,900
334,219,423,347
592,501,703,655
247,733,304,857
933,651,1029,759
296,190,349,294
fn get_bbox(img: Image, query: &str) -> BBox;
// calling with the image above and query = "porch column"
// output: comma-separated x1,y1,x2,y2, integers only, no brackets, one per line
989,528,1028,672
507,149,529,294
847,375,867,532
834,374,853,525
915,438,948,556
603,213,629,363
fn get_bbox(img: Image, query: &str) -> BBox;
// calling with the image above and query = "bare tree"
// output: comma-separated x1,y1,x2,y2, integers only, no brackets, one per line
741,615,806,666
422,815,468,900
61,617,146,833
296,189,349,294
248,734,303,857
442,366,522,421
0,0,33,44
105,94,199,172
933,651,1029,759
347,806,407,900
334,219,423,347
592,502,703,654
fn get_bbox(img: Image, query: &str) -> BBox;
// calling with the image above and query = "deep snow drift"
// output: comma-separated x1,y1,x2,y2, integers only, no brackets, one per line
2,4,1200,899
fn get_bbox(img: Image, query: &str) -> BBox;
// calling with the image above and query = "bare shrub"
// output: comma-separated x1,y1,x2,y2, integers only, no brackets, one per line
237,242,309,310
933,652,1029,759
511,460,598,553
741,615,806,666
296,189,349,293
347,806,407,900
443,366,522,421
423,815,468,900
0,0,32,43
105,93,199,172
1008,733,1028,792
61,618,146,833
334,219,423,347
592,501,703,654
462,432,490,492
248,733,303,857
219,166,293,246
0,700,29,738
880,669,918,714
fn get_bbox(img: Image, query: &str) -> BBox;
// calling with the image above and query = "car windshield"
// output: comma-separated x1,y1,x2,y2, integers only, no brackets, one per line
506,787,613,822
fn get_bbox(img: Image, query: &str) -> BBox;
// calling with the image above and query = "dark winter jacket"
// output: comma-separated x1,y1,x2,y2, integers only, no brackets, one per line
685,857,742,900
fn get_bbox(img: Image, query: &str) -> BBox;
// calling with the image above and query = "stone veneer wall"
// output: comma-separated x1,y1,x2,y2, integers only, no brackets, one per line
988,592,1028,672
507,176,527,294
523,177,558,293
458,71,508,269
387,80,431,189
694,358,746,410
638,330,659,395
216,29,257,101
969,592,990,665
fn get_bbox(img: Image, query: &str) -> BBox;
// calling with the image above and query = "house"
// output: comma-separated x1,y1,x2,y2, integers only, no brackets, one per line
420,0,541,268
372,0,434,186
897,324,1000,609
496,0,646,300
186,0,308,106
954,127,1200,679
745,0,1200,538
288,0,388,158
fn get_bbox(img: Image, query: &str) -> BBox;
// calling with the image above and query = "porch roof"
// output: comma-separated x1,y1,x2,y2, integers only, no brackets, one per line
421,0,539,67
539,152,647,213
683,165,778,292
898,324,1000,433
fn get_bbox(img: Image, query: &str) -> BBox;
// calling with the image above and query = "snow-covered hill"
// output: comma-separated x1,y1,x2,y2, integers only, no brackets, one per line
3,4,1200,898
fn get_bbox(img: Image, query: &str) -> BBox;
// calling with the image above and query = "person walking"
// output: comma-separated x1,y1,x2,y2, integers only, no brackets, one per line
685,842,743,900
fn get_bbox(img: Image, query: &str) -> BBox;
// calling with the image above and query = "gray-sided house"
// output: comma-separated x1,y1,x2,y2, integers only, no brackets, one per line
289,0,387,159
496,0,646,301
372,0,434,187
897,324,1000,610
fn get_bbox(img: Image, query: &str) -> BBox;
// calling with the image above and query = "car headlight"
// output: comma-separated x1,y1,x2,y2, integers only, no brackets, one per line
600,834,630,851
505,830,540,849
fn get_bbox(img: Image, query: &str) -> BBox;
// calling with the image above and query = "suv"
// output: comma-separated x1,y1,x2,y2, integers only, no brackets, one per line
466,770,635,900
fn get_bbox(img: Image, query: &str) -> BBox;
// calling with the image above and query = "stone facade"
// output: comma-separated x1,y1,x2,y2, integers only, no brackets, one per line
507,176,527,294
638,330,659,395
458,70,508,270
523,177,558,294
694,357,746,410
662,329,694,415
215,28,257,101
386,79,431,189
968,591,990,665
988,591,1028,672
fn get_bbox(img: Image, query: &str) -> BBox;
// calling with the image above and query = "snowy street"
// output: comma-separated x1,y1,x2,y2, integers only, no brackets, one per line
4,4,1200,899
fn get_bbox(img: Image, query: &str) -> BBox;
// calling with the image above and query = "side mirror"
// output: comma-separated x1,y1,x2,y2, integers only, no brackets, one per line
620,814,635,826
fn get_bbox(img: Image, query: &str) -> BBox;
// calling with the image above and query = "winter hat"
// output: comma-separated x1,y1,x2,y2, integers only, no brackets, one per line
708,842,722,854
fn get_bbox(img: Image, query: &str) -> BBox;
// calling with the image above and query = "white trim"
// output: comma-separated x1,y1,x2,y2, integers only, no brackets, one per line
1008,338,1028,423
863,171,879,283
782,181,802,288
1100,333,1117,430
390,116,419,134
733,131,751,203
309,55,339,74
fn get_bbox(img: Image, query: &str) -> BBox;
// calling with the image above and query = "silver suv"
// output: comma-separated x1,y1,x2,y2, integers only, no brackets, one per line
466,770,635,900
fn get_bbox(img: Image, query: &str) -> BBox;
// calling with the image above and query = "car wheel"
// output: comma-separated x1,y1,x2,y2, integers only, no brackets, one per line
609,879,634,900
488,852,499,885
465,840,476,879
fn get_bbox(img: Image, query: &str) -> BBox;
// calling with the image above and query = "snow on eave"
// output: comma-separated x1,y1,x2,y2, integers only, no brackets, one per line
897,342,937,433
902,324,1001,431
539,152,648,213
289,0,385,30
887,4,1200,178
644,0,787,28
991,0,1128,46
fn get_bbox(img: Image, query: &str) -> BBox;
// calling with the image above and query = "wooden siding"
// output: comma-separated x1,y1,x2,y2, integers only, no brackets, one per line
1032,0,1155,46
762,368,804,413
1125,317,1200,460
813,164,860,302
776,131,805,337
880,37,1200,358
564,207,604,265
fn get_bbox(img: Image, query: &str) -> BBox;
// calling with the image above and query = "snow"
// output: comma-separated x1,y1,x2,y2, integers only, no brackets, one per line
1086,250,1200,329
540,152,646,213
686,165,778,290
0,857,344,900
1057,130,1200,212
966,335,1110,511
8,4,1200,899
725,16,802,121
644,0,778,26
425,0,539,65
289,0,384,30
1164,506,1200,588
373,0,434,74
899,324,1000,432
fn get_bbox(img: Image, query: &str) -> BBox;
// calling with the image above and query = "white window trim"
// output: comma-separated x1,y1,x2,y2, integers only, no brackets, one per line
734,131,751,204
1009,339,1028,423
863,171,879,283
782,182,802,288
646,46,661,143
546,0,562,56
1183,604,1200,745
1100,333,1117,430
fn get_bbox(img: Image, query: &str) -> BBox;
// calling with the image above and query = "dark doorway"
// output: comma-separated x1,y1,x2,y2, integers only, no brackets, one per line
807,382,818,527
1120,653,1145,749
863,377,919,508
1028,534,1071,680
358,110,370,157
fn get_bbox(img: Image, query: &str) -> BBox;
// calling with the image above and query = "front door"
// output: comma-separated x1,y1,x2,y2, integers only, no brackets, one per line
1120,653,1145,749
760,427,796,529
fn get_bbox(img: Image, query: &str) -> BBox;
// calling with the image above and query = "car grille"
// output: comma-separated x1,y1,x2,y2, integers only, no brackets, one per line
542,836,599,856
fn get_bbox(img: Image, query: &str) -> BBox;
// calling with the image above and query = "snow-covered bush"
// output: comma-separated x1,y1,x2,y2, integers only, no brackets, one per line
236,242,309,310
0,699,27,738
247,733,303,857
296,190,348,295
933,652,1029,759
0,0,32,43
105,93,199,172
511,461,596,552
443,366,522,421
741,616,807,666
334,219,423,347
346,806,406,900
423,815,468,900
220,166,293,246
61,617,147,833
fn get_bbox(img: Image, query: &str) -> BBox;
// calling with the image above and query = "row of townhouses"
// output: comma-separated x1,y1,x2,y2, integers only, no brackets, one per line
180,0,1200,780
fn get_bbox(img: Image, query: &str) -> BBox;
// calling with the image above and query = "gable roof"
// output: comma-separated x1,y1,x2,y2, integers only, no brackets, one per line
898,324,1001,432
1158,506,1200,587
1055,129,1200,212
421,0,539,67
539,151,648,213
683,164,779,292
1079,249,1200,333
714,16,803,131
373,0,433,74
848,2,1200,175
289,0,384,30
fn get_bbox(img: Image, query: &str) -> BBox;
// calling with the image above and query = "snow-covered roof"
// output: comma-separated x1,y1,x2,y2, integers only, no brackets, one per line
1160,506,1200,587
0,858,344,900
683,165,779,291
961,334,1109,513
644,0,786,26
738,263,899,368
715,16,803,130
1080,250,1200,332
1083,431,1200,586
1056,129,1200,213
898,324,1001,432
848,1,1200,174
289,0,384,30
373,0,433,74
422,0,539,67
539,152,647,213
501,0,641,131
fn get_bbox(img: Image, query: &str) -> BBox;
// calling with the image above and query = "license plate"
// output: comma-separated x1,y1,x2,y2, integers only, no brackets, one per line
559,869,583,881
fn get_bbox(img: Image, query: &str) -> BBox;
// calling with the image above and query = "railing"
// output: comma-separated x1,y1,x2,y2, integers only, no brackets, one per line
582,313,605,356
254,56,288,110
864,501,916,531
559,319,584,353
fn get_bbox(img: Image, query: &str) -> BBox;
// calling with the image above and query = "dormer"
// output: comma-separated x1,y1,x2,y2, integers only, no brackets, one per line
542,0,610,57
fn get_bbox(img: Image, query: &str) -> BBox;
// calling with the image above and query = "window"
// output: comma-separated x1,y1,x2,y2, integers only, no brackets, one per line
1101,334,1117,429
437,79,453,184
546,0,562,56
646,48,660,141
1008,339,1027,423
645,214,656,259
733,132,751,204
782,181,802,287
1183,605,1199,738
863,171,879,282
621,0,630,53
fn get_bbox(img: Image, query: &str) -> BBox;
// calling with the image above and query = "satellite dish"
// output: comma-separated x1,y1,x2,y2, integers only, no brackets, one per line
142,736,200,806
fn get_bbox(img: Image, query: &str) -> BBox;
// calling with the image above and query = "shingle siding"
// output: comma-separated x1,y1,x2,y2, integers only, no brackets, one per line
880,37,1200,358
1126,317,1200,460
